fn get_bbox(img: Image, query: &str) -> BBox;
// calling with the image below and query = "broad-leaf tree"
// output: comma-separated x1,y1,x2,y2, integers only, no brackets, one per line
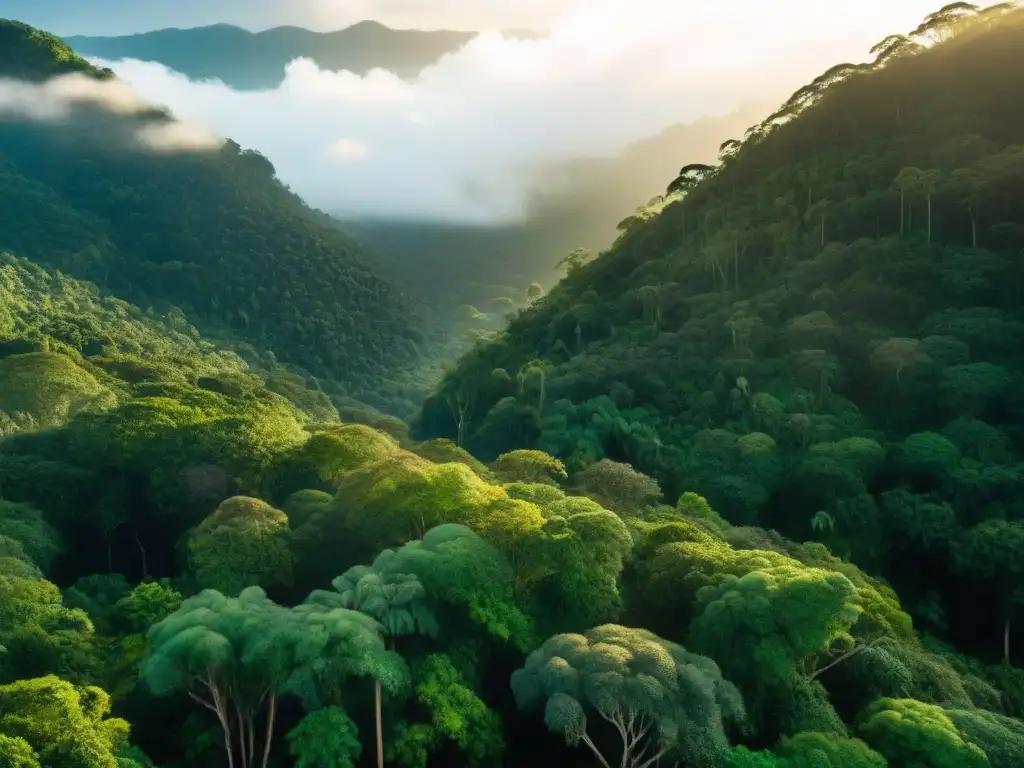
511,624,745,768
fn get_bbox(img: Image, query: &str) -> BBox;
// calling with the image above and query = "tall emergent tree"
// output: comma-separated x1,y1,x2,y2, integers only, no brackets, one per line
307,565,436,768
511,624,745,768
140,587,300,768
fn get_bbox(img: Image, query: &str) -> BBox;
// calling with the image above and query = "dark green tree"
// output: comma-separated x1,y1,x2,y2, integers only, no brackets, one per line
511,624,745,768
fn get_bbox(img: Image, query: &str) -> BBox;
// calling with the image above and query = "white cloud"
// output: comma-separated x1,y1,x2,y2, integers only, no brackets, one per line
0,72,223,153
87,0,944,223
136,119,224,153
327,138,369,161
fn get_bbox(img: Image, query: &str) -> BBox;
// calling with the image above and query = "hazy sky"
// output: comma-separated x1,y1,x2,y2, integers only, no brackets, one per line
14,0,948,223
7,0,568,36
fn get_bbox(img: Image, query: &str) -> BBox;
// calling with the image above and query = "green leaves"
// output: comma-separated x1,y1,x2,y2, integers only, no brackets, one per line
0,675,129,768
287,601,408,707
0,734,41,768
0,20,106,81
512,625,744,767
690,564,861,738
142,585,408,765
777,731,886,767
114,581,182,635
325,569,438,641
857,698,989,768
0,576,95,684
390,655,503,768
188,496,293,596
286,707,362,768
544,693,586,743
491,450,567,486
0,352,114,429
0,501,62,577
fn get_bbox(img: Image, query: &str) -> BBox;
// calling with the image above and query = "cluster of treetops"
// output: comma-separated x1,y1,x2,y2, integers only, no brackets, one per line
2,2,1024,767
0,19,437,420
2,248,1024,768
417,0,1024,699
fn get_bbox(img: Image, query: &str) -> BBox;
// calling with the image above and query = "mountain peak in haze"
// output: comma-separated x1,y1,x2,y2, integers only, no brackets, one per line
64,21,536,89
345,20,389,32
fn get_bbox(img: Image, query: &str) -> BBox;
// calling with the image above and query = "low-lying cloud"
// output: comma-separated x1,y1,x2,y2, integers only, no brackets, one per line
0,73,222,154
86,0,940,223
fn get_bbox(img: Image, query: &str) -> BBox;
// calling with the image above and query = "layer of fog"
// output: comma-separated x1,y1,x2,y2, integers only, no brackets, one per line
0,73,222,153
86,0,942,223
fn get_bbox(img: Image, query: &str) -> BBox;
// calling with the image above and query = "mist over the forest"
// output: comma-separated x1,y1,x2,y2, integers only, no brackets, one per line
85,0,944,224
0,72,222,153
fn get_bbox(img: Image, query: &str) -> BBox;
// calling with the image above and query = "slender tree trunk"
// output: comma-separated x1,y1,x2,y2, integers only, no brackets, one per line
809,637,884,680
733,240,740,287
579,732,612,768
191,680,235,768
927,192,933,245
375,679,384,768
1006,615,1012,664
899,187,904,236
236,707,248,768
970,208,978,250
260,692,276,768
134,531,148,581
456,396,469,448
222,718,236,768
820,214,825,246
537,372,546,416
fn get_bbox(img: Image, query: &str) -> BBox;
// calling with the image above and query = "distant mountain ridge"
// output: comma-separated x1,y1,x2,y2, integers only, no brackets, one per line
0,18,431,417
65,22,539,88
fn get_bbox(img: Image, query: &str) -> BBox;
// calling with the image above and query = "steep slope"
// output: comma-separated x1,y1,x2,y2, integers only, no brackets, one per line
0,19,430,417
65,22,537,89
0,18,115,81
417,3,1024,661
3,249,1024,766
0,250,335,571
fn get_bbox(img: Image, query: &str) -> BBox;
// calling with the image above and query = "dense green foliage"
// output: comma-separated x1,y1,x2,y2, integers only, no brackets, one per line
2,226,1021,765
418,0,1024,672
0,19,431,417
4,4,1024,768
0,19,114,81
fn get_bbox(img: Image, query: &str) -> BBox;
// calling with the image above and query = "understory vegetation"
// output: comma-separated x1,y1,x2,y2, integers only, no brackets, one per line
3,3,1024,768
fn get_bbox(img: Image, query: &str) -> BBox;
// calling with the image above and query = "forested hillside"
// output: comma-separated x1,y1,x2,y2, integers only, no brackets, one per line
0,18,116,80
4,249,1024,768
6,5,1024,768
348,101,774,378
0,20,431,417
418,2,1024,669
